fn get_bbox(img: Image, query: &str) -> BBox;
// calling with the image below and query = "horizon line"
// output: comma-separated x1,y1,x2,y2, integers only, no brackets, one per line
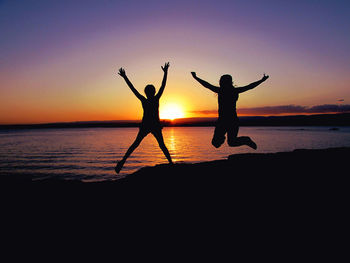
1,112,349,126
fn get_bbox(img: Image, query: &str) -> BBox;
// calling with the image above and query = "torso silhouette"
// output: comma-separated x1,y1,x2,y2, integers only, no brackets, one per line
218,87,239,120
141,97,160,130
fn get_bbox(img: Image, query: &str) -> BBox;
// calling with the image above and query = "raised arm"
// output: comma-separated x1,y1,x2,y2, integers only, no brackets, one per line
118,68,145,101
236,74,269,93
191,72,219,93
156,62,169,99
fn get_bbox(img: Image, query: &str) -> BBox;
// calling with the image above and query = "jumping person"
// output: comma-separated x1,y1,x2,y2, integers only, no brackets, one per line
115,63,173,173
191,72,269,149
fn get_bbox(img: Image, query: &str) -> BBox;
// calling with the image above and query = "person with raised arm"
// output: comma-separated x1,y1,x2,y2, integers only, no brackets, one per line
191,72,269,149
115,63,173,173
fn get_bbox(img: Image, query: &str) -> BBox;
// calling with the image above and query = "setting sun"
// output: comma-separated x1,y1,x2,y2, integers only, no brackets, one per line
160,103,185,120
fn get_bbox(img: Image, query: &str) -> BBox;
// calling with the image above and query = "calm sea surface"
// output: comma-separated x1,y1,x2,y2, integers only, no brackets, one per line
1,126,350,182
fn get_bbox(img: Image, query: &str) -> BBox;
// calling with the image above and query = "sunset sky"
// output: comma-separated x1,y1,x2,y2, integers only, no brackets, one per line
1,0,350,124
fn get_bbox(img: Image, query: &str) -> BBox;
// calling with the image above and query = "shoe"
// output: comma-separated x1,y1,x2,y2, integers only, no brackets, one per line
247,139,257,150
115,161,124,174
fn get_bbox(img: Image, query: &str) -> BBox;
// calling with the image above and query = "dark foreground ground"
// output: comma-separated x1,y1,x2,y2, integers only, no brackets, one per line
7,147,349,256
28,147,350,206
29,147,349,218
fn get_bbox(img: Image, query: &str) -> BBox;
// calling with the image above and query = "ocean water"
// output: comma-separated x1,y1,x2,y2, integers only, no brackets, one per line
1,126,350,182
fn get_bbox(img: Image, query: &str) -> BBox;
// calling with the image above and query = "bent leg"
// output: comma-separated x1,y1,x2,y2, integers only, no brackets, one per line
227,123,257,149
228,136,257,149
115,130,148,173
212,123,226,148
152,129,173,164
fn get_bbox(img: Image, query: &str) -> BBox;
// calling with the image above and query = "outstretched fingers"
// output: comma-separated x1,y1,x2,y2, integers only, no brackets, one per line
118,67,126,77
161,62,170,72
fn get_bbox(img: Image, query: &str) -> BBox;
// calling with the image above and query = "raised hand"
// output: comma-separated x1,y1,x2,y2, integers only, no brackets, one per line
118,68,126,78
191,72,197,78
261,73,269,81
161,62,170,72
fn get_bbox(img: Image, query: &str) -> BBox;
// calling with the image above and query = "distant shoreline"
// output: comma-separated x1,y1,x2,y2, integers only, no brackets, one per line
1,113,350,130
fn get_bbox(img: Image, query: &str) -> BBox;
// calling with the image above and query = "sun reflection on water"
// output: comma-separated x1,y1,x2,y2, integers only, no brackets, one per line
167,127,179,162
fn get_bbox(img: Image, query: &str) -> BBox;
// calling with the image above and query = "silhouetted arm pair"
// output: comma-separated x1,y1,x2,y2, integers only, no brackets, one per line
118,68,145,101
191,72,219,93
236,74,269,93
191,72,269,93
118,63,170,101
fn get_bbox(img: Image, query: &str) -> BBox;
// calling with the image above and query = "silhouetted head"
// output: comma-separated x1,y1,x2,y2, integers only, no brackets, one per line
144,84,156,98
219,74,233,89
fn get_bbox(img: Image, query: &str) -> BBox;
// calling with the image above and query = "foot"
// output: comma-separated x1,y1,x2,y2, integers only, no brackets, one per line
115,160,125,174
246,138,257,150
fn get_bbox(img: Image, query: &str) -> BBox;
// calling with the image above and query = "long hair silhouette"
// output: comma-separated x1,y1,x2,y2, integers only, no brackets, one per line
191,71,269,149
115,63,173,173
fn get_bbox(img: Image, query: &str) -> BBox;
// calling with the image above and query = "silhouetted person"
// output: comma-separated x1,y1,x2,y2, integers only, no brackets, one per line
191,72,269,149
115,63,173,173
